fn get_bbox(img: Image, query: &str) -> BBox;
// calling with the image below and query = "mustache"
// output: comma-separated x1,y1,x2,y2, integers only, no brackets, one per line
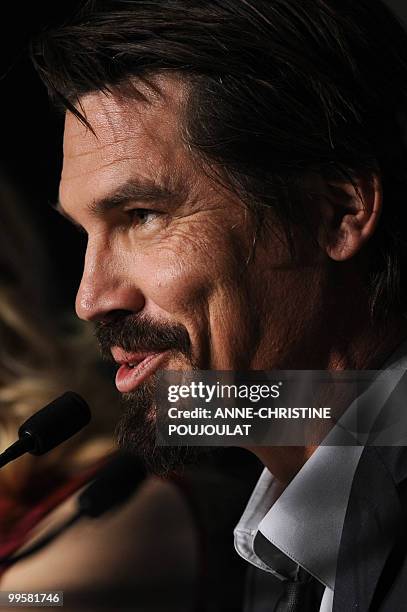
95,314,192,362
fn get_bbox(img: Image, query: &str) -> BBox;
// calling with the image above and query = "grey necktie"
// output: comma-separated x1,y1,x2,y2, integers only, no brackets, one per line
243,564,325,612
275,568,325,612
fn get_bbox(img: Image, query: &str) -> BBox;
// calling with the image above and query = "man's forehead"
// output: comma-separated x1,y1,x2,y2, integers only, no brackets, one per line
64,93,136,147
63,74,187,162
59,74,226,221
60,76,192,211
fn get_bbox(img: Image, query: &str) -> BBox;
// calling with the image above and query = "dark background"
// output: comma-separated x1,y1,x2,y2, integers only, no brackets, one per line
0,3,84,312
0,0,406,313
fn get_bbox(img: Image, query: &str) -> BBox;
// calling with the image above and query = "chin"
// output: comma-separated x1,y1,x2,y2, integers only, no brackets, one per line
114,378,200,474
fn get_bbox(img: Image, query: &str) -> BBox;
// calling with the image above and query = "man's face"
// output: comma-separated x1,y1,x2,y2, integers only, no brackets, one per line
60,75,324,471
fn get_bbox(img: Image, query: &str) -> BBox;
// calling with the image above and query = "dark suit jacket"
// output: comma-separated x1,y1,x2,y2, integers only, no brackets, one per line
242,445,407,612
334,445,407,611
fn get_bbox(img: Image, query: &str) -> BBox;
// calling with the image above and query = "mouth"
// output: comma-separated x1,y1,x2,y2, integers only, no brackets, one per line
111,348,171,393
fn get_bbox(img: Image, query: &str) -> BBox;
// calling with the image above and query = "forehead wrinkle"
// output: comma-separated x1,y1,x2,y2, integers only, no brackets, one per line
66,93,174,144
64,124,142,159
64,136,184,184
61,158,152,181
65,80,185,153
62,138,183,181
73,94,140,131
64,113,176,168
63,136,143,160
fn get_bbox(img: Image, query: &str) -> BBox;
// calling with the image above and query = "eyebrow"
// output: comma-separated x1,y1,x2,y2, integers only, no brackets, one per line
55,177,184,225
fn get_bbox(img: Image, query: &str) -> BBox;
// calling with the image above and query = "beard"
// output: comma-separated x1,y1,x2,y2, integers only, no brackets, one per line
115,374,203,474
95,313,203,474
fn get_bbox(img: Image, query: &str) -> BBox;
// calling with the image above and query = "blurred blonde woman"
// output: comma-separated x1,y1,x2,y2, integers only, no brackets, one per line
0,172,117,497
0,175,198,611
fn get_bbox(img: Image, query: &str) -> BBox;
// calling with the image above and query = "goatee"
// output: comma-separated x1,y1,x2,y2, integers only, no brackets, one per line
96,313,202,474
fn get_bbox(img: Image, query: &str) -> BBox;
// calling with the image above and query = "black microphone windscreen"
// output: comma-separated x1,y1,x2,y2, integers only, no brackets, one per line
18,391,91,455
78,453,145,517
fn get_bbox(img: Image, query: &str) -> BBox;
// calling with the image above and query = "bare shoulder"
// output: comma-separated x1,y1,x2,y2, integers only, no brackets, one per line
1,476,199,596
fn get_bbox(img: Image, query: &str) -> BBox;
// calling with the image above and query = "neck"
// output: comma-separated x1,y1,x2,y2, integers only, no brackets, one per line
249,310,407,485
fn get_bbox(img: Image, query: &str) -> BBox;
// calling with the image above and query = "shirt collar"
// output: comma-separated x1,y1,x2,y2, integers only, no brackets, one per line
234,446,363,589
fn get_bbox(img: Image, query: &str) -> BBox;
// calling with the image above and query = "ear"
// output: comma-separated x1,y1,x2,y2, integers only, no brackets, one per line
316,173,382,261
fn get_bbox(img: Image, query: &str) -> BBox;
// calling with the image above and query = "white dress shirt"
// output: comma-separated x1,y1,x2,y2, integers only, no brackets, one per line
234,341,407,611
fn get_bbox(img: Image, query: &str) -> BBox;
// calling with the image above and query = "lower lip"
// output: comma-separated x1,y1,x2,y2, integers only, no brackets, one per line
115,352,170,393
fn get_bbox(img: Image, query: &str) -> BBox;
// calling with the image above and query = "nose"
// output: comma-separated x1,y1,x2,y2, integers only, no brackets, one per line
75,237,145,322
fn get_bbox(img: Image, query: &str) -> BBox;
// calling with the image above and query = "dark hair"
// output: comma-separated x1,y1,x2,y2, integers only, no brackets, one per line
31,0,407,319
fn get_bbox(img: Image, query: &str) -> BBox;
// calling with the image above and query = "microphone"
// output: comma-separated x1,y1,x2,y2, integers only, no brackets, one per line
78,452,145,517
0,453,145,567
0,392,91,469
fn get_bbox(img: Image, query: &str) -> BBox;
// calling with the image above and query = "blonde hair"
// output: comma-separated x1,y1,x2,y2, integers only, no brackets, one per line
0,174,117,496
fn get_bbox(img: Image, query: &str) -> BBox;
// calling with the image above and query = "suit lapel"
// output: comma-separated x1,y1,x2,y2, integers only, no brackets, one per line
333,446,404,612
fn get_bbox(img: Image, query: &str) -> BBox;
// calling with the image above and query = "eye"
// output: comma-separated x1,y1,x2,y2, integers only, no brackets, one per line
125,208,159,225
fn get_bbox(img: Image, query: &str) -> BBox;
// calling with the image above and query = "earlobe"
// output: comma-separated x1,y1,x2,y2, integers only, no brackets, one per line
318,173,383,262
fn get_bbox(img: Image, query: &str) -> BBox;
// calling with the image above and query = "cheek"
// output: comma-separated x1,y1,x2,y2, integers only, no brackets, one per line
148,249,213,315
150,227,257,367
117,228,221,318
129,212,251,315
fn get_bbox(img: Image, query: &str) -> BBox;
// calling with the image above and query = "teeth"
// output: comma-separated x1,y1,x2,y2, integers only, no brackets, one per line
128,363,135,368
